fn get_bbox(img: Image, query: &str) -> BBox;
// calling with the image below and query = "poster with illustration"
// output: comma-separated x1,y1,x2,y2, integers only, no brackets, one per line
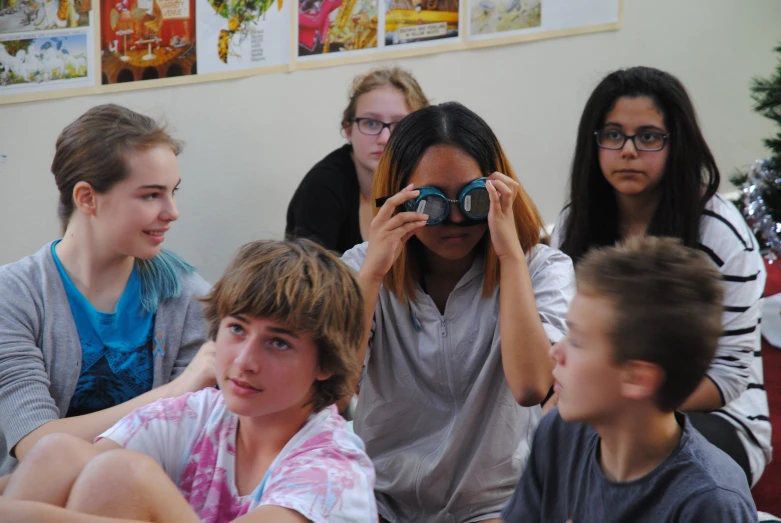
470,0,539,36
0,32,93,92
385,0,457,46
100,0,196,84
197,0,289,73
297,0,377,58
0,0,90,35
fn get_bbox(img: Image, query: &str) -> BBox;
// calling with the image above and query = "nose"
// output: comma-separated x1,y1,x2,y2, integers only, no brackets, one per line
549,340,564,364
234,340,261,374
447,200,467,223
376,126,392,146
620,136,639,158
162,195,179,222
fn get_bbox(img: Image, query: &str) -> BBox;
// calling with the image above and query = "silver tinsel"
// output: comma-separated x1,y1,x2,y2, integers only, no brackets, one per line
740,158,781,259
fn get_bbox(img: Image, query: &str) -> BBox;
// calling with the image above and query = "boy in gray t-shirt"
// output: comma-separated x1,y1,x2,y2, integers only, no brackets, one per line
503,237,757,523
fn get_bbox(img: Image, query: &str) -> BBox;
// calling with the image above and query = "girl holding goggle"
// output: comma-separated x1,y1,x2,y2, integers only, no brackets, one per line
550,66,770,488
286,67,429,254
341,102,575,522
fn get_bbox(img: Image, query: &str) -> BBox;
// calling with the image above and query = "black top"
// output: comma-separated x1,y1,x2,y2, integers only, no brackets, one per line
286,144,363,255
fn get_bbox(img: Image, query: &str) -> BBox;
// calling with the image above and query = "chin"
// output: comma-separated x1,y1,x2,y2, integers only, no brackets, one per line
430,244,477,261
134,244,163,260
556,403,584,423
222,395,269,417
360,158,380,174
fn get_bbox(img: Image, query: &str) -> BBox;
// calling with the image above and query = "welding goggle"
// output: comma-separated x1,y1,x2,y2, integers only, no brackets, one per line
376,178,490,226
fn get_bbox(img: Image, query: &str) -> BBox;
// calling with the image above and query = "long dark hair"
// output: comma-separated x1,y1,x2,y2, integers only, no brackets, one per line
372,102,546,300
559,66,720,263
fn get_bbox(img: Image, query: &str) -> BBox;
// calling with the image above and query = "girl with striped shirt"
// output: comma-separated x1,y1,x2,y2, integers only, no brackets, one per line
550,66,771,486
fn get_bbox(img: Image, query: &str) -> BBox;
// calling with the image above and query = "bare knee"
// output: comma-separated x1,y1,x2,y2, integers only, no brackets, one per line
72,449,161,492
66,449,162,516
5,433,99,502
21,433,95,468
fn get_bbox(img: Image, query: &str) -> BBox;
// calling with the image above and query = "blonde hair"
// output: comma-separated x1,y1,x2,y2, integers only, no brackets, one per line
372,102,546,301
201,239,364,412
341,66,429,129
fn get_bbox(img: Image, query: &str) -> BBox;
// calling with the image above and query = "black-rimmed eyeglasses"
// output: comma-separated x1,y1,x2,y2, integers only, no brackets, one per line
353,118,399,136
594,129,669,152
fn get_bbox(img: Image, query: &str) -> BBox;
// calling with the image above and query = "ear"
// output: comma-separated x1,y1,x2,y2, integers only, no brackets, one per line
315,368,334,382
72,181,98,217
344,122,353,142
619,360,665,403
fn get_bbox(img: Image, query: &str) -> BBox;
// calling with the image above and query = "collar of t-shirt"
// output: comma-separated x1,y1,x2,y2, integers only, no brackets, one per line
50,239,153,350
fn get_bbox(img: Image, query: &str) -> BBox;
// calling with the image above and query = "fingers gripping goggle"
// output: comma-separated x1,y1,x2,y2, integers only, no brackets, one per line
376,178,490,226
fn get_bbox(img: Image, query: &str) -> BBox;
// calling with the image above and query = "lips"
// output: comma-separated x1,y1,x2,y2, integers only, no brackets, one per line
143,228,168,245
229,377,262,394
442,233,468,244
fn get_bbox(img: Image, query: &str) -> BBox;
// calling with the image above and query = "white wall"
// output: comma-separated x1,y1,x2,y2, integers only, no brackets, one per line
1,0,779,282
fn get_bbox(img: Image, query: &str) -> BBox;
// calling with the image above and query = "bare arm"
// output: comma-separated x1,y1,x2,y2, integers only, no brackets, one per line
14,342,216,462
336,185,427,413
679,376,724,411
15,384,172,462
235,505,310,523
0,473,10,495
486,174,556,406
498,253,555,406
336,271,382,413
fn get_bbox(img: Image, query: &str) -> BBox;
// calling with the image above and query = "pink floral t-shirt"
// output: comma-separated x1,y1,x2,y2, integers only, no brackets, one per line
98,388,377,523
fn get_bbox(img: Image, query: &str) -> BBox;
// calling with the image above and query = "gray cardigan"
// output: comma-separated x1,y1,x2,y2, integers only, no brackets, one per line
0,242,211,474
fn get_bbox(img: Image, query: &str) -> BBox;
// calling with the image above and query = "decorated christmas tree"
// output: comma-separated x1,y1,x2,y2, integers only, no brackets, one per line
732,42,781,255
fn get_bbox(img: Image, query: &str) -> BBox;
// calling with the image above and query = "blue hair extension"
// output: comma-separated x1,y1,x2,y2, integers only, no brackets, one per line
136,249,196,314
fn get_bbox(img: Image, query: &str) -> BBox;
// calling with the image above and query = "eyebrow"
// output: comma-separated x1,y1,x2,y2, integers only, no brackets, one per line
603,122,666,132
231,315,302,338
137,180,182,191
267,326,300,339
356,113,406,121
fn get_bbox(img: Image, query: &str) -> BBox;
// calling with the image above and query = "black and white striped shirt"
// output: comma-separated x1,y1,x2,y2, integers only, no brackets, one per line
551,194,771,485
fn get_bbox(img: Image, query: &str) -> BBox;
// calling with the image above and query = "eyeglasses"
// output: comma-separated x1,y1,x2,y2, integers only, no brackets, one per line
352,118,400,136
594,129,669,152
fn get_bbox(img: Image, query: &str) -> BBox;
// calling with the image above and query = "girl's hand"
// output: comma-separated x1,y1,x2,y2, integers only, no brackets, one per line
168,341,217,397
362,184,428,282
486,172,524,261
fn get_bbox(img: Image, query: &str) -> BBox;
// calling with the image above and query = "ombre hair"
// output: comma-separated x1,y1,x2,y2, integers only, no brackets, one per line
52,104,193,315
372,102,546,301
136,250,196,314
201,239,364,412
